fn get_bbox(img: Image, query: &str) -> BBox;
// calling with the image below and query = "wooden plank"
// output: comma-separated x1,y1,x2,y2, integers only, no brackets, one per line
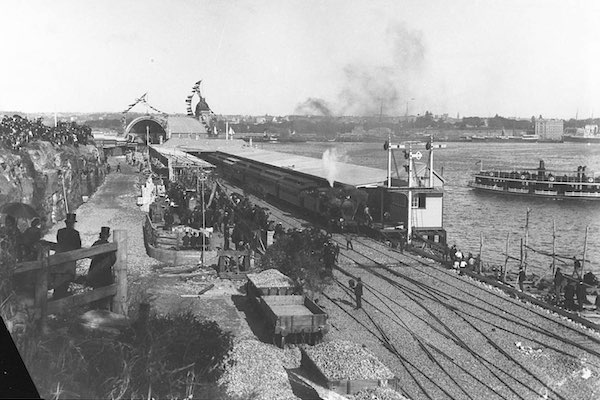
14,243,118,274
34,249,49,332
263,295,304,304
112,230,128,316
46,284,117,314
218,272,248,280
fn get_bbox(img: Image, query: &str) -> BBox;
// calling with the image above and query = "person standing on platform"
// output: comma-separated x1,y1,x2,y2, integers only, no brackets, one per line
518,267,526,292
346,234,353,250
21,217,42,261
53,213,81,299
572,257,582,279
354,277,363,309
576,280,586,311
553,267,564,303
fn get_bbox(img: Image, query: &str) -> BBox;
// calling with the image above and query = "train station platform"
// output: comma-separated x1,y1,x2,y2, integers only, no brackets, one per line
158,138,388,188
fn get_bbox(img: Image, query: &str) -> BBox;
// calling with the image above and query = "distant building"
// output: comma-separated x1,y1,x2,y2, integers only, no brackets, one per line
535,118,563,140
584,125,599,135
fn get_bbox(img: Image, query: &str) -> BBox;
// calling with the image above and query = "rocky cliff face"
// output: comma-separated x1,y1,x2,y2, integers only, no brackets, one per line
0,140,106,229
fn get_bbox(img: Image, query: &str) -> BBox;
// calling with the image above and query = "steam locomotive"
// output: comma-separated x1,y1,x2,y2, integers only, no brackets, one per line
202,150,407,236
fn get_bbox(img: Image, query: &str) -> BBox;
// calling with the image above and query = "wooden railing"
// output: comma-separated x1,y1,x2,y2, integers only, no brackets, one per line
13,230,128,331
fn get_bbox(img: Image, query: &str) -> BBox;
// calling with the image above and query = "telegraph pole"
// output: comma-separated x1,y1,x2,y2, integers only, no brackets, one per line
200,171,206,266
407,143,413,244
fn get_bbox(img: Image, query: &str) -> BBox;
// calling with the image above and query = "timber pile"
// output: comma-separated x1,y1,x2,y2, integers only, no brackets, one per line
247,269,294,289
303,340,394,381
157,265,218,281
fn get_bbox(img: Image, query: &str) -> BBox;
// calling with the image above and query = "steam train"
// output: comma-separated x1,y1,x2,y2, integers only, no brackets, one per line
201,149,433,242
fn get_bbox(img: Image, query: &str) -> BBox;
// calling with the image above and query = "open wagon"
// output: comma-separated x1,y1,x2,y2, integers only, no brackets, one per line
257,295,328,347
246,269,296,307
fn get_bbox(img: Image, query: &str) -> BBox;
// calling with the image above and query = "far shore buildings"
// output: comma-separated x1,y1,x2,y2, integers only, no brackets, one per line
534,118,564,140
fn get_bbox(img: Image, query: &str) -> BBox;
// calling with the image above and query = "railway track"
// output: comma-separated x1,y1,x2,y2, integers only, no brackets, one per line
220,181,600,399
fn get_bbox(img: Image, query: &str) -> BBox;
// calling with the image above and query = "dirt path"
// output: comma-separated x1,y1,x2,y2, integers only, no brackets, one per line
43,157,253,337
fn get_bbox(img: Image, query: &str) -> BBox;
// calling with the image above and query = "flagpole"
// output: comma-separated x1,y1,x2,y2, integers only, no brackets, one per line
428,136,433,187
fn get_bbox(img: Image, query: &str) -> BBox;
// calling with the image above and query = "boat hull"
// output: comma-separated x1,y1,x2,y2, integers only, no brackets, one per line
562,135,600,143
469,181,600,200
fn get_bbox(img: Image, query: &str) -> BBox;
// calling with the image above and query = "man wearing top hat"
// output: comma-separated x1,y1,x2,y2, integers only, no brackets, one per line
53,213,81,299
86,226,116,289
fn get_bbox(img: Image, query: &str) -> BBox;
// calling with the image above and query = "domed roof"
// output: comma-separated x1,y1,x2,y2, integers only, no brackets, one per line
195,96,211,113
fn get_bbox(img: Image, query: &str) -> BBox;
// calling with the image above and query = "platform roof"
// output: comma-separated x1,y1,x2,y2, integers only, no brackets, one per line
158,138,387,187
167,116,207,135
223,147,388,188
150,145,214,168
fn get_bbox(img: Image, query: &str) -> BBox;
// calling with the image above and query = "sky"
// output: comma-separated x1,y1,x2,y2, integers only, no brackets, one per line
1,0,599,119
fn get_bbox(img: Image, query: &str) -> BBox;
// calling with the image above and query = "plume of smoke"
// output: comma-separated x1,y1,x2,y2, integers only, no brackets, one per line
321,148,348,187
339,22,425,116
295,21,426,117
294,98,333,116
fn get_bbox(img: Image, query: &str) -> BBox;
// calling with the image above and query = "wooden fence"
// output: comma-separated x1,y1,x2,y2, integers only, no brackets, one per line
13,230,128,331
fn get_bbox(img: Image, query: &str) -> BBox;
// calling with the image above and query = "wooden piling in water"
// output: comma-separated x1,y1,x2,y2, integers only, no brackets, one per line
503,232,510,283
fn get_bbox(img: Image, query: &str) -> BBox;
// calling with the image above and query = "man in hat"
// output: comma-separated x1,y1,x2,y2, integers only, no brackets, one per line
54,213,81,299
21,217,42,261
86,227,116,290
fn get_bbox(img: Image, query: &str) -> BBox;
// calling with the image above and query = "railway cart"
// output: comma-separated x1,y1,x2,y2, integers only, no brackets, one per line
246,269,296,306
257,295,328,347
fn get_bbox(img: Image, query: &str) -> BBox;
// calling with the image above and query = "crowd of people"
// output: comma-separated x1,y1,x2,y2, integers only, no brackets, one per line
0,115,93,152
446,244,480,272
149,179,274,251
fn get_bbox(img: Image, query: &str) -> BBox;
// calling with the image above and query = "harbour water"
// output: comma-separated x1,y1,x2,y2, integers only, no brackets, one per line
257,141,600,277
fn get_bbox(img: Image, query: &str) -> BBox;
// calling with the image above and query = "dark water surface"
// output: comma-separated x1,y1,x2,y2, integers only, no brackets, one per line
257,141,600,276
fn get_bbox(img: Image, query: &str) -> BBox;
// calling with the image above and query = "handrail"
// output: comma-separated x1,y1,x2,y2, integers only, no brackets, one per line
14,242,118,274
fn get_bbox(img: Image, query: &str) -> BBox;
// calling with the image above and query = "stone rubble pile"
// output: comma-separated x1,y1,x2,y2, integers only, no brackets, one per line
247,268,295,289
218,338,298,400
304,340,395,381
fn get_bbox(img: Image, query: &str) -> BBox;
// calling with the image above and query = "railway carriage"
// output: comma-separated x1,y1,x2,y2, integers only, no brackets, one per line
196,144,446,246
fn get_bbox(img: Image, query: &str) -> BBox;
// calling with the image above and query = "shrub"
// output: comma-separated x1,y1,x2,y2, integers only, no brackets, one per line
17,309,234,399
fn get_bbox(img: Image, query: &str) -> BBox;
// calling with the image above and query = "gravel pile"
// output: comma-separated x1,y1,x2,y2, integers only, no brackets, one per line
350,387,409,400
304,340,395,381
218,338,298,400
247,269,294,289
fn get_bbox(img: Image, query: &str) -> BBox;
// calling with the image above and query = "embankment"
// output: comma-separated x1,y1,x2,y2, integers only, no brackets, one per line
0,140,106,227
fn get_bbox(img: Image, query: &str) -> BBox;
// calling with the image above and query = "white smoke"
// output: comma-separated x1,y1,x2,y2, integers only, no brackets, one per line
321,148,349,187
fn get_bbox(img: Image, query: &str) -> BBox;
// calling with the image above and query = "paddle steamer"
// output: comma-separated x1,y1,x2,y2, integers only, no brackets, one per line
469,160,600,200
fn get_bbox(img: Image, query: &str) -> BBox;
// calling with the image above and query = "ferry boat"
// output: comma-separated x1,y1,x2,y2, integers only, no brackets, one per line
469,160,600,200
